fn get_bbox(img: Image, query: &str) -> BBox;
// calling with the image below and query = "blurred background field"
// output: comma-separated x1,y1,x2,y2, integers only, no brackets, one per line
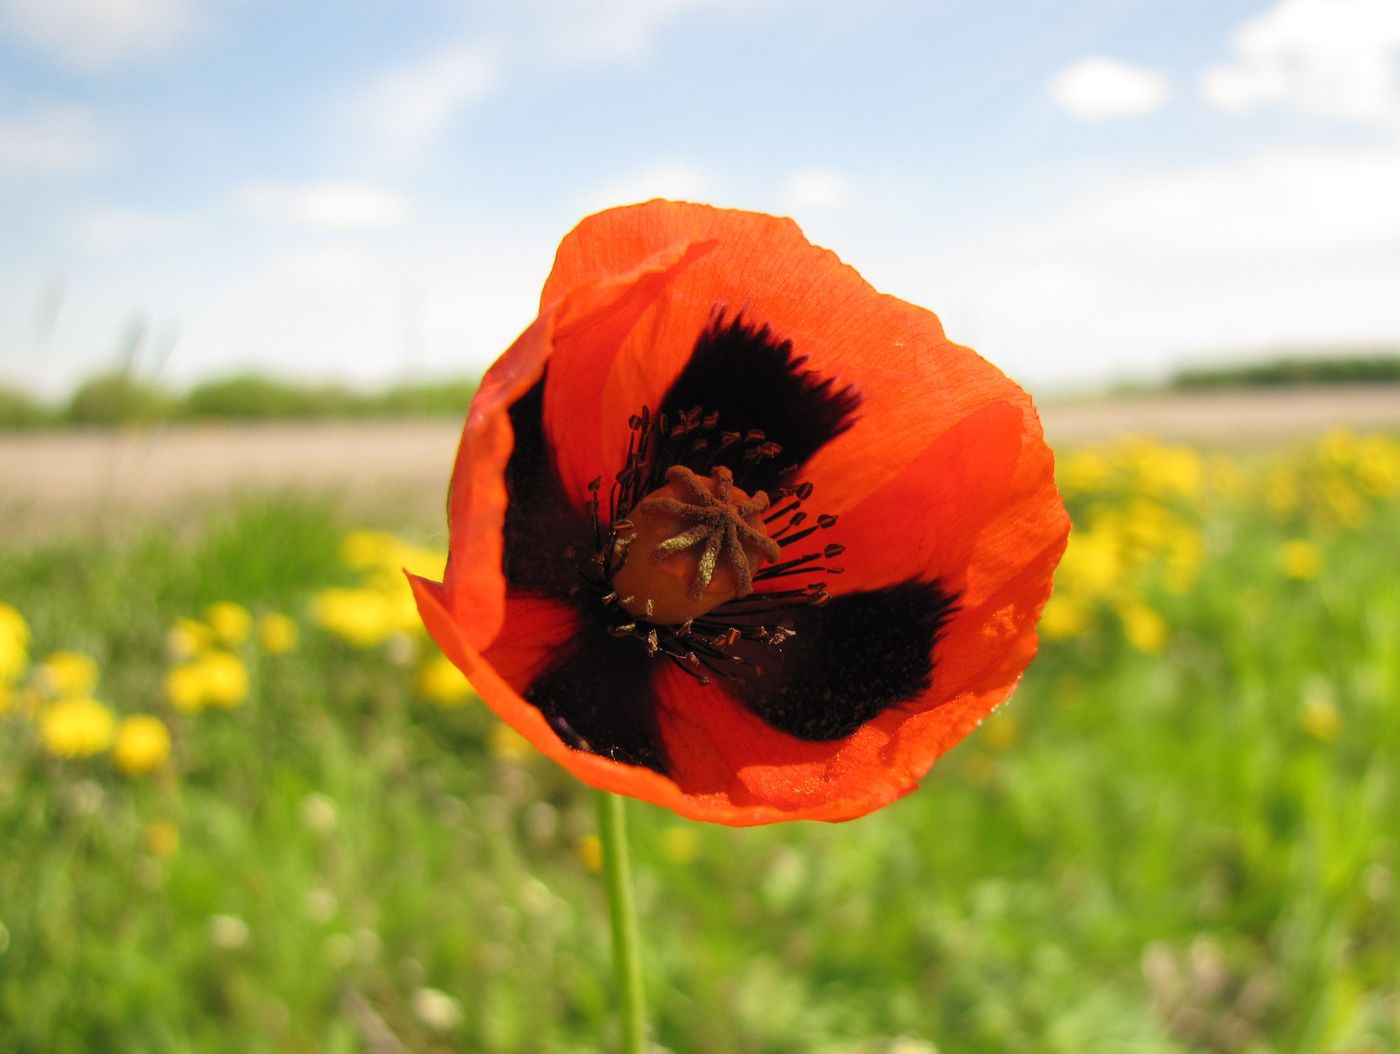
2,422,1398,1054
6,0,1400,1049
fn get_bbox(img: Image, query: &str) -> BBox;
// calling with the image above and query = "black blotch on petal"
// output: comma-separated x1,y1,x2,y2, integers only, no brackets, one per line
729,580,958,741
659,312,862,493
523,618,668,773
501,376,594,597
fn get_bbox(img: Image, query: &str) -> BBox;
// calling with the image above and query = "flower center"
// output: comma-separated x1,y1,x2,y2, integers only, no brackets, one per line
611,465,783,625
571,403,847,686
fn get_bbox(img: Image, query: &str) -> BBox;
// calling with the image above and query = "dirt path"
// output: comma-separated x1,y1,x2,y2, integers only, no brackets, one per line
3,386,1397,535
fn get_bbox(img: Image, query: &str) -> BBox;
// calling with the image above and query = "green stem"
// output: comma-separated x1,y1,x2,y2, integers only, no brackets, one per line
596,789,647,1054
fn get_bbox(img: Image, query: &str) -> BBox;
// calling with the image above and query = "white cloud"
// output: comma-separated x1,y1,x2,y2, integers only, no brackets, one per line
1201,0,1400,124
523,0,710,63
1049,56,1172,121
579,160,709,212
67,206,186,251
782,168,848,212
353,43,501,159
880,145,1400,387
0,105,105,176
239,182,410,231
0,0,200,70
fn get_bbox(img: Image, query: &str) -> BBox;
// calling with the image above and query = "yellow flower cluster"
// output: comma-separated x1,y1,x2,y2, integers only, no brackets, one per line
162,602,299,712
1046,431,1400,652
0,604,173,775
1047,438,1207,651
0,602,30,686
315,530,477,707
1264,428,1400,531
166,651,250,712
40,697,116,758
165,604,255,712
313,530,441,648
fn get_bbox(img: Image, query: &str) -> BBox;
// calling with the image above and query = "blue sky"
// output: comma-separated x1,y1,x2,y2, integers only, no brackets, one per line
3,0,1399,396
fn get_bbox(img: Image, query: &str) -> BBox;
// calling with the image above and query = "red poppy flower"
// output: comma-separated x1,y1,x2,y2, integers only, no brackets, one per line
410,200,1068,826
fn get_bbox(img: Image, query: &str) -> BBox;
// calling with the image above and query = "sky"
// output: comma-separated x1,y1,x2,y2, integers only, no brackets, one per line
2,0,1400,397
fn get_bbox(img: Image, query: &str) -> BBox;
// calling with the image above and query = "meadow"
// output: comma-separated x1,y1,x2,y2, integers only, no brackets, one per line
1,429,1398,1054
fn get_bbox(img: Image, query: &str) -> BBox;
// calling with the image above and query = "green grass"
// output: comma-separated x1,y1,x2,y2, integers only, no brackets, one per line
1,453,1398,1053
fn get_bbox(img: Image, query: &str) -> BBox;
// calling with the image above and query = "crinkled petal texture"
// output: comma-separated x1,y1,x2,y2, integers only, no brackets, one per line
412,200,1068,826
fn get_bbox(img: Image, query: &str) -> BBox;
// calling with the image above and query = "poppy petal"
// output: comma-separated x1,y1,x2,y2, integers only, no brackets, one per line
801,399,1049,595
725,579,959,741
541,239,716,516
519,614,668,772
412,572,797,825
814,397,1068,709
499,378,594,597
656,311,862,495
652,664,922,822
479,596,581,693
543,200,1023,514
442,237,713,648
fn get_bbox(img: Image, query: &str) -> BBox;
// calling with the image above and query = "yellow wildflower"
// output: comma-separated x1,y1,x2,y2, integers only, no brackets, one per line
206,602,253,646
1058,449,1112,497
1119,602,1168,654
1207,455,1244,499
256,612,299,655
145,820,180,859
166,617,212,660
396,544,447,581
112,715,172,775
341,529,403,570
198,651,250,709
414,654,476,706
1355,434,1400,497
1278,539,1321,581
314,588,399,648
165,651,249,712
40,697,116,758
37,651,100,698
0,602,29,683
165,663,206,713
1301,697,1340,743
576,834,603,872
1143,444,1202,500
1039,594,1092,641
1060,529,1122,599
488,721,533,761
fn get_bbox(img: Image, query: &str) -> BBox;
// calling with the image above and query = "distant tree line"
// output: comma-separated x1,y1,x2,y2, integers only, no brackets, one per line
1170,352,1400,390
0,371,479,430
5,351,1399,430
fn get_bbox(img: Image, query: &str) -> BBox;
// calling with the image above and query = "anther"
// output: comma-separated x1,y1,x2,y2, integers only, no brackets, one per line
611,465,782,625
